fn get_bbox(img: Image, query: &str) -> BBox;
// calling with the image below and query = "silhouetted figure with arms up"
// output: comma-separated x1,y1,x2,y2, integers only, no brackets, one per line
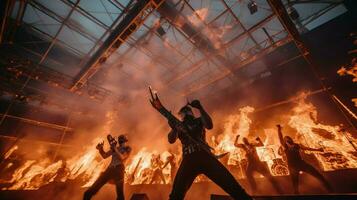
234,135,283,194
149,87,252,200
276,125,333,194
83,134,131,200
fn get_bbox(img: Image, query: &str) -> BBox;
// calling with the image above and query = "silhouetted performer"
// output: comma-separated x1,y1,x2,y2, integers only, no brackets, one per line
149,88,251,200
276,125,333,194
234,135,283,194
83,135,131,200
149,154,166,184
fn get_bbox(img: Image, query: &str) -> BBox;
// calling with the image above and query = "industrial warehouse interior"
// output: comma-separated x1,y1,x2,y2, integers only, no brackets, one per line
0,0,356,200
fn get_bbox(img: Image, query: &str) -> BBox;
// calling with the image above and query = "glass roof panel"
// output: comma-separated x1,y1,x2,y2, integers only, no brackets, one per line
23,4,61,37
225,34,256,61
35,0,71,18
209,10,245,44
7,0,346,100
180,2,206,29
304,4,347,31
69,10,106,40
186,0,226,24
259,17,287,42
164,27,190,50
57,25,95,55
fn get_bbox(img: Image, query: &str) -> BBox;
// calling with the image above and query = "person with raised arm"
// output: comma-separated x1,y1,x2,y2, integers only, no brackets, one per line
83,134,131,200
234,135,283,194
276,125,333,194
149,87,252,200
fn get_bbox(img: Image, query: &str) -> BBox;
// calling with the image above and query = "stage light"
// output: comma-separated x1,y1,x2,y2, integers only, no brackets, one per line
287,6,299,20
156,25,166,36
248,1,258,15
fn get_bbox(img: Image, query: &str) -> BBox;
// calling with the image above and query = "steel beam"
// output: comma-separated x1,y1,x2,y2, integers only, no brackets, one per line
70,0,164,91
267,0,357,131
0,114,73,132
183,35,292,96
0,0,13,44
0,135,73,148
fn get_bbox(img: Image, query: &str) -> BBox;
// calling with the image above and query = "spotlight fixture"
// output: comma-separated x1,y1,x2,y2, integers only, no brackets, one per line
287,6,299,20
156,25,166,37
248,1,258,15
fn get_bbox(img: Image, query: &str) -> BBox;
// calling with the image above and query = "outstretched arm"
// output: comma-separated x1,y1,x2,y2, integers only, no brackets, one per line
277,125,287,149
234,135,246,149
253,137,264,147
96,142,111,159
190,100,213,129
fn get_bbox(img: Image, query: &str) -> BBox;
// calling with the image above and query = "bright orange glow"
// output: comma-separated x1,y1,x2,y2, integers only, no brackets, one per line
1,93,356,190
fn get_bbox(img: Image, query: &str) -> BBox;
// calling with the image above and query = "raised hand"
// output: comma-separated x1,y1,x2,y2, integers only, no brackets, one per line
276,124,282,129
149,86,163,110
96,141,104,150
235,135,240,143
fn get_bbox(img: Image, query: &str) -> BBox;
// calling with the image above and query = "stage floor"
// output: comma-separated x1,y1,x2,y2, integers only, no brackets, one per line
0,169,356,200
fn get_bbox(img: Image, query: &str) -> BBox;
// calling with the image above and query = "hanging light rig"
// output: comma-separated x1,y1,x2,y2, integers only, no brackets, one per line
248,1,258,15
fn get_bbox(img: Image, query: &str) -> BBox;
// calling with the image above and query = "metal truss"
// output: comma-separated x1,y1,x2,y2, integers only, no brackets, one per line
0,135,73,148
0,113,73,132
287,0,343,4
0,48,116,104
167,0,344,97
153,0,288,97
70,0,164,92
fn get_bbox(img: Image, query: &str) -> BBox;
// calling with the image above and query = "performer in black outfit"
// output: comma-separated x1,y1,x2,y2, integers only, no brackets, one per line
234,135,283,194
149,89,252,200
276,125,333,194
83,134,131,200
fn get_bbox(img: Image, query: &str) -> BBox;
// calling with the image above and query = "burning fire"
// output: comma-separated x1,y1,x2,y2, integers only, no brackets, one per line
288,94,357,171
214,106,255,166
1,93,356,190
337,44,357,108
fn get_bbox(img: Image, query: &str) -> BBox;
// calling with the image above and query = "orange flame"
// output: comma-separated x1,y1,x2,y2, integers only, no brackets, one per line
1,94,356,190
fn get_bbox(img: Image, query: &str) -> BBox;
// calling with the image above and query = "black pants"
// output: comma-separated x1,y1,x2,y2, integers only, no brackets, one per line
83,164,125,200
289,161,333,194
169,150,252,200
245,160,282,194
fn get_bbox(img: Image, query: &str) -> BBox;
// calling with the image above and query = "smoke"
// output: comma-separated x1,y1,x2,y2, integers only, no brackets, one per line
1,4,357,198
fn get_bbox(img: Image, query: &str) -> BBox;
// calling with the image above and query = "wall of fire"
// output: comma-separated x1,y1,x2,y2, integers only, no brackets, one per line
0,0,356,190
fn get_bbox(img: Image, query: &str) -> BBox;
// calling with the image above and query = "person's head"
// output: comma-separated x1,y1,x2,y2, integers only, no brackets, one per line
118,134,128,145
242,137,249,145
283,136,294,146
178,105,194,120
